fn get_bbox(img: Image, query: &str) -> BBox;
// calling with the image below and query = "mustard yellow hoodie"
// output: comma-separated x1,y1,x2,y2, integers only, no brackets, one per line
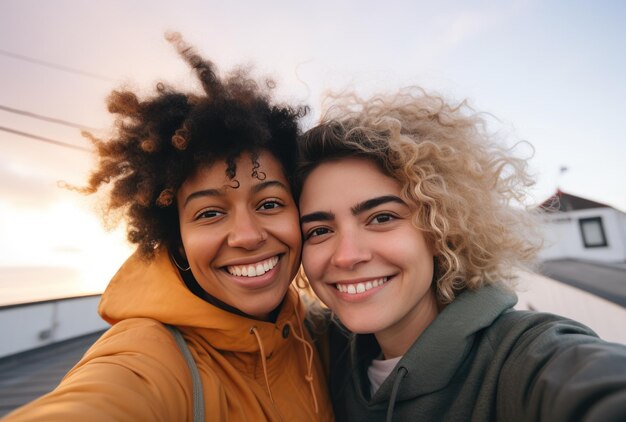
5,249,334,421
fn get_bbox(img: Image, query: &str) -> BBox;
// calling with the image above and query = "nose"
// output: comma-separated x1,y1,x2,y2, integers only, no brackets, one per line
227,210,267,250
330,230,371,269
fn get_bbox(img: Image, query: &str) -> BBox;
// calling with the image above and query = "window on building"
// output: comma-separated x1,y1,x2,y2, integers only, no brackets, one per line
579,217,608,248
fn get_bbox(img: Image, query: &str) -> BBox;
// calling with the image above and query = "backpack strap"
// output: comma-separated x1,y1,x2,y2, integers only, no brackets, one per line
165,324,204,422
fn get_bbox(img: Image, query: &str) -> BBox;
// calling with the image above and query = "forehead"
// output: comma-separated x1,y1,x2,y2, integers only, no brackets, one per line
180,151,287,194
300,158,401,208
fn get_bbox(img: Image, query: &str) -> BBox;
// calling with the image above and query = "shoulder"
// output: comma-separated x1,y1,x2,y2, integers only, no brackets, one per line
4,319,197,420
479,310,625,381
488,311,626,421
76,318,192,379
75,318,198,405
89,318,179,353
484,309,626,365
488,309,626,370
486,310,599,346
102,317,175,339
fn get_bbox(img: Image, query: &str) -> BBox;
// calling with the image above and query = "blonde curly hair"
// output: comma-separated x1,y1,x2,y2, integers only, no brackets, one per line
297,88,542,303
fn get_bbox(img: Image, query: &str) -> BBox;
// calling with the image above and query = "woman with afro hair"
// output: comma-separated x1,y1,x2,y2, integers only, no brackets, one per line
5,33,333,421
297,88,626,422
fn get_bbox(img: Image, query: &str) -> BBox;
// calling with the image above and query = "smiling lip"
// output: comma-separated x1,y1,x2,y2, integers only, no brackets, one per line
333,275,392,300
222,255,283,290
225,255,280,277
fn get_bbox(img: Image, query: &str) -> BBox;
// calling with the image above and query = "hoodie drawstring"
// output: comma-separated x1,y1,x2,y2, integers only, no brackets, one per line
249,326,274,404
386,366,408,422
284,303,319,414
248,305,319,415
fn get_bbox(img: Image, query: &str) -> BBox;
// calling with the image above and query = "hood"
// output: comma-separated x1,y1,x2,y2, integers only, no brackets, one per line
365,283,517,403
99,248,306,354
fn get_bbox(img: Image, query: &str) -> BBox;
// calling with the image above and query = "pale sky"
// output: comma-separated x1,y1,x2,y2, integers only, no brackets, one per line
1,0,625,303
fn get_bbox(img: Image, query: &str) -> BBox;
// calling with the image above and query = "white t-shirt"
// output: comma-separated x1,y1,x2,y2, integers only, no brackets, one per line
367,355,403,396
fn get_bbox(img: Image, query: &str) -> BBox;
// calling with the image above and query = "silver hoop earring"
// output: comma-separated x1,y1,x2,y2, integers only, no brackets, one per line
170,253,190,272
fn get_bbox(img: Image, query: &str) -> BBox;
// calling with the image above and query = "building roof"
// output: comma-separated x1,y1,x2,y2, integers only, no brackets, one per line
540,190,612,212
0,330,104,417
538,259,626,307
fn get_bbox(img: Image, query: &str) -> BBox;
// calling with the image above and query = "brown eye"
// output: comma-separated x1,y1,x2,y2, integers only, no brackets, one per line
257,200,282,211
370,213,395,224
196,210,223,220
305,227,331,240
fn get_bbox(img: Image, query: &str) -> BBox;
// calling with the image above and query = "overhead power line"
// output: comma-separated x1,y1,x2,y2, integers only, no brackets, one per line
0,126,92,152
0,48,115,82
0,104,97,131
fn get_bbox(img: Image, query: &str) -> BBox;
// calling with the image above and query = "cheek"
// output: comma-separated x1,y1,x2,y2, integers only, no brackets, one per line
301,245,326,282
270,211,302,251
393,234,434,277
283,213,303,251
309,279,330,304
374,226,431,259
303,250,331,300
270,210,302,273
181,228,217,263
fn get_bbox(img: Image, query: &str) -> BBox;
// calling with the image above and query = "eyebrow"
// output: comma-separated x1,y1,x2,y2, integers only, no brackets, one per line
351,195,406,215
183,188,223,207
300,211,335,225
251,180,289,195
300,195,406,225
183,179,289,207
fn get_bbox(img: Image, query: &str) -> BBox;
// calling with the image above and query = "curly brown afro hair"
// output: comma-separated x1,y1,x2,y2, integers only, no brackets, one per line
80,33,307,258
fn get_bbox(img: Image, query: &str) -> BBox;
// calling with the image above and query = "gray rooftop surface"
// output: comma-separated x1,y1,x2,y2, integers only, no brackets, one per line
0,330,104,417
538,259,626,308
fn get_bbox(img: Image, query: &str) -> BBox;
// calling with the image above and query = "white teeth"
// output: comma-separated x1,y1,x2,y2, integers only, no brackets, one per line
226,256,279,277
335,277,389,295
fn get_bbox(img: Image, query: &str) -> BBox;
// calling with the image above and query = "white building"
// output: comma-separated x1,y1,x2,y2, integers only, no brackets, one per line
539,190,626,263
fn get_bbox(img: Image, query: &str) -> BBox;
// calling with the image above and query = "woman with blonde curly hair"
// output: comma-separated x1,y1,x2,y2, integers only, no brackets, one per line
297,88,626,421
5,34,333,421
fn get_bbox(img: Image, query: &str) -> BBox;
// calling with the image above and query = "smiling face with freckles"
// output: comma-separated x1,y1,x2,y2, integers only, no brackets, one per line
300,157,439,358
177,150,301,320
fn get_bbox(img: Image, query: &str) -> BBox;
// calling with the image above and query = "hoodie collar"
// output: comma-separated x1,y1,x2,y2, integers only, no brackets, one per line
355,283,517,404
98,248,305,355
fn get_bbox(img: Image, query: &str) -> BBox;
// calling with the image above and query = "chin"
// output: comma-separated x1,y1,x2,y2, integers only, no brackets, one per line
339,320,367,334
244,296,285,319
338,313,384,335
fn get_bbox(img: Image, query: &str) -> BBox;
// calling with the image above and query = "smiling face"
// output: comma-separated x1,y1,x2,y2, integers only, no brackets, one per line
300,157,439,357
177,150,301,320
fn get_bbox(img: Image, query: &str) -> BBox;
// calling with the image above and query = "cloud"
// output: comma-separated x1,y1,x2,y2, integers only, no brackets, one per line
419,1,534,64
0,159,64,205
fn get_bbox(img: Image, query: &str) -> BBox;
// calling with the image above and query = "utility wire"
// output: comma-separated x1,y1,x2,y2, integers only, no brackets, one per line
0,104,97,131
0,126,92,153
0,48,115,82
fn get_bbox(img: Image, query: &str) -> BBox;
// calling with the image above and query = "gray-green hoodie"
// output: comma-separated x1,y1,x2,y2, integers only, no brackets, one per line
327,284,626,421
